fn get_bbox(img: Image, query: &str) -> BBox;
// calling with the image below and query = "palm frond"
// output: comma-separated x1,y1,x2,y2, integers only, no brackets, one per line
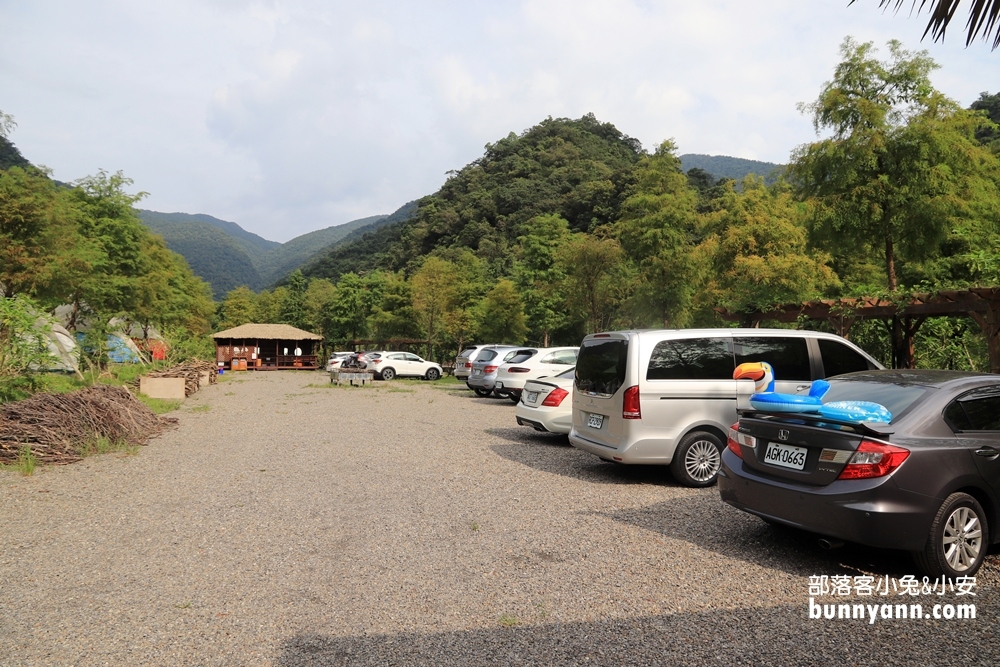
851,0,1000,49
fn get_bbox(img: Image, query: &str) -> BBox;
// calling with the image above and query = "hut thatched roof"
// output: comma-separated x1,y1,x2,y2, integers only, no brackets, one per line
212,323,322,340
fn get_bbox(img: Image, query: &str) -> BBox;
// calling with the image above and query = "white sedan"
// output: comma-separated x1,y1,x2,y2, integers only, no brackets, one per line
514,368,575,435
366,351,443,381
493,347,578,402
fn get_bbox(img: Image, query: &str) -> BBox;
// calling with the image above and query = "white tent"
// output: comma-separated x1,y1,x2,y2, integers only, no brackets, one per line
26,314,82,376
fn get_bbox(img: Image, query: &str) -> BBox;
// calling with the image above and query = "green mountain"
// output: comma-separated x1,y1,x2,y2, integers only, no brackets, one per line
138,208,412,297
679,154,783,183
302,114,644,281
138,212,263,298
0,136,32,170
254,214,387,286
300,201,418,280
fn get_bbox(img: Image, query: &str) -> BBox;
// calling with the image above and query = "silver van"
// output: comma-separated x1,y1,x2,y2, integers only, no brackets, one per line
568,329,883,487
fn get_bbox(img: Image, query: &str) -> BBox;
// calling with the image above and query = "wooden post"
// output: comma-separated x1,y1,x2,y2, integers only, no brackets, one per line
970,307,1000,374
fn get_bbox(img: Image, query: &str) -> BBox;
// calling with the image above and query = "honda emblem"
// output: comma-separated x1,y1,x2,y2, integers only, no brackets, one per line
778,429,789,441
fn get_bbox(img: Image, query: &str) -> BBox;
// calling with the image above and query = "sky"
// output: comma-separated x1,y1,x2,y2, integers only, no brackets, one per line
1,1,995,242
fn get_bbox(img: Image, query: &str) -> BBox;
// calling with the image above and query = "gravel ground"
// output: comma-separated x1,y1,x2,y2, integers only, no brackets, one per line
1,370,999,666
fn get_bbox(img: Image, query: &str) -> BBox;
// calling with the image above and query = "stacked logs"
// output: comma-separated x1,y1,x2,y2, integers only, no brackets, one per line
136,360,217,397
0,385,176,464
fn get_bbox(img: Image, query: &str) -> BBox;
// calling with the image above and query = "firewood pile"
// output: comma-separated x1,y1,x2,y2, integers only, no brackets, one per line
0,385,176,464
135,360,217,397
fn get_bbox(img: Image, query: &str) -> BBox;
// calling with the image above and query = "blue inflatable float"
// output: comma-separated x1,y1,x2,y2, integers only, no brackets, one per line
733,362,891,423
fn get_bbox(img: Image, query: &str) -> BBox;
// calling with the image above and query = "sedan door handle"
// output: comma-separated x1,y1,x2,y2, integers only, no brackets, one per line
975,447,1000,459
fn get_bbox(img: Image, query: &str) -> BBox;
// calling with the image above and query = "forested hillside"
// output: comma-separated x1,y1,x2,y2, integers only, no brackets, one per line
138,209,406,294
253,213,387,286
303,114,644,281
0,136,31,170
679,154,782,183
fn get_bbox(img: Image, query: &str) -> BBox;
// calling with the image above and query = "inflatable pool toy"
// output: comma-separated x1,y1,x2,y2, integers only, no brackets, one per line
733,361,891,423
816,401,892,423
733,362,829,413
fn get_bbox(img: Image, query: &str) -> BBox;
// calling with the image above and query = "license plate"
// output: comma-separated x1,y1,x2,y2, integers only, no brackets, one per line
587,413,604,429
472,369,482,376
525,391,538,403
763,442,808,470
495,381,504,389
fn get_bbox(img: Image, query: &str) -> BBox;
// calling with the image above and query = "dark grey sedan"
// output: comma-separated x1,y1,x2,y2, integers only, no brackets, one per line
719,370,1000,577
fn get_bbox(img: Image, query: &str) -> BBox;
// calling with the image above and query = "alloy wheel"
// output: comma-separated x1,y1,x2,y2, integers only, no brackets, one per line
684,439,722,483
943,506,983,573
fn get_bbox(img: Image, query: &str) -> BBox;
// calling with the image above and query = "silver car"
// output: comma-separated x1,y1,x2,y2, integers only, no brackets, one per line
569,329,883,487
466,346,526,397
454,344,502,381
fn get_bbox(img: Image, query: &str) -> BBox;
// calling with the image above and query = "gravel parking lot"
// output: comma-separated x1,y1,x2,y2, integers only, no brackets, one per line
2,370,999,666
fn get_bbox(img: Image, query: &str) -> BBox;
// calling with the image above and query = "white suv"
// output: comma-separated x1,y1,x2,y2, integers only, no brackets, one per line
568,329,883,487
367,351,443,381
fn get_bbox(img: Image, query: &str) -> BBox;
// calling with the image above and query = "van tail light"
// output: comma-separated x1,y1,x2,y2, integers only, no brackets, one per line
727,423,757,460
484,365,498,374
542,387,569,407
622,385,641,419
837,440,910,480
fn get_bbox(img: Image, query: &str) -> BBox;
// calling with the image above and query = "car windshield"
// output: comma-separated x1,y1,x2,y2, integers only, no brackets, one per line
820,380,929,422
459,348,477,358
507,353,534,364
477,349,498,362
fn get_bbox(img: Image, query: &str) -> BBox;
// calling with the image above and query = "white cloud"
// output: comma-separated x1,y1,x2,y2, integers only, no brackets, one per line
0,0,994,241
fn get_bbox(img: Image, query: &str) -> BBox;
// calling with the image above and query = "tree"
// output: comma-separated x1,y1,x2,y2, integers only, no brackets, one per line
701,178,839,324
280,270,308,329
556,233,631,334
411,257,460,359
852,1,1000,49
368,272,422,342
0,294,54,401
790,39,998,292
971,91,1000,145
614,141,701,328
0,167,90,302
219,286,259,330
514,214,571,345
476,279,528,344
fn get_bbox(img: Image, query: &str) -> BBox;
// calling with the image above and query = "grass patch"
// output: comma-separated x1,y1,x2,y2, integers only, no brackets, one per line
137,394,183,414
386,387,415,394
77,436,137,458
224,391,235,396
17,445,37,476
190,404,210,413
498,614,521,628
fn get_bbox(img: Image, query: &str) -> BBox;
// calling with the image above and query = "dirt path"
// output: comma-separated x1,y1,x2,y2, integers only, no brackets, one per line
2,371,998,665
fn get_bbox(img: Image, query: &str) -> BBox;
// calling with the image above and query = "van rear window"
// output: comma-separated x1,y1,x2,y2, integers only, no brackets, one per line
647,338,734,380
576,339,628,397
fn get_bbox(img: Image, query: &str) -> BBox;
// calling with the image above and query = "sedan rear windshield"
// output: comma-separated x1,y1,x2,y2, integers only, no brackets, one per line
576,339,628,397
821,381,929,422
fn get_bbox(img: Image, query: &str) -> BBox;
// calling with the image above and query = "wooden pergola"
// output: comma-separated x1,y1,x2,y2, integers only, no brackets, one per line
716,287,1000,373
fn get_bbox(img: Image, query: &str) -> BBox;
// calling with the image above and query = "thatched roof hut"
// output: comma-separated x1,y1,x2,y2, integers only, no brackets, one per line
212,323,322,371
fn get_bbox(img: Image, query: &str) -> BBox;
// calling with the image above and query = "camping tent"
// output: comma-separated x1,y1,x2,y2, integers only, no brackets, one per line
52,305,146,364
25,313,82,376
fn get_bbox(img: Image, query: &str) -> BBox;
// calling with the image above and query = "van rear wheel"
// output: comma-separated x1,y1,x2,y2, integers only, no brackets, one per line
671,431,724,487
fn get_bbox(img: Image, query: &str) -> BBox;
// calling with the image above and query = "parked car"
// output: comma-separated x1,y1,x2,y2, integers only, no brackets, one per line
326,352,353,372
454,344,502,381
515,368,576,434
467,347,530,397
494,347,579,403
568,328,883,487
720,369,1000,578
367,351,443,381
